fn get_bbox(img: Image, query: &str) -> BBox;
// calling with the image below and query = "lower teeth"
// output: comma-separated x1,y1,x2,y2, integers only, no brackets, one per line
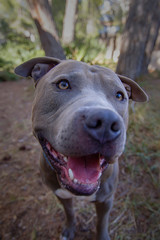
74,178,78,184
64,157,68,162
68,168,74,180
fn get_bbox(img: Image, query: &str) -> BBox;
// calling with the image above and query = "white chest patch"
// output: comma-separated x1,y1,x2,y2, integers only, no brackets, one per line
55,188,96,202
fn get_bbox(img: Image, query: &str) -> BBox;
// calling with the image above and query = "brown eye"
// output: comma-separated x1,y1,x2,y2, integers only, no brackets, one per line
116,92,124,101
57,80,70,90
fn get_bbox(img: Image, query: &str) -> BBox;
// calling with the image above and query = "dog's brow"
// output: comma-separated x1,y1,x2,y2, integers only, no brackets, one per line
53,72,83,82
66,71,83,78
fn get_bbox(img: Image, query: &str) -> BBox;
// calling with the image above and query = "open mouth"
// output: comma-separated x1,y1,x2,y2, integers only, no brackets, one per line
40,139,109,196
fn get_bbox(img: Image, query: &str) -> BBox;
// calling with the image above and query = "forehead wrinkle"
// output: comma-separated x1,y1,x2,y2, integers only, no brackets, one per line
53,71,85,82
96,69,124,90
58,60,88,73
68,71,85,80
50,62,88,79
88,69,111,90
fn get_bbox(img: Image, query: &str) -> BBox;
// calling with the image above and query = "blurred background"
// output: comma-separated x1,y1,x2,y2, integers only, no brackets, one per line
0,0,160,240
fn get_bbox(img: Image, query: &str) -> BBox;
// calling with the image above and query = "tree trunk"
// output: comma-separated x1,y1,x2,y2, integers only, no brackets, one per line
116,0,160,79
62,0,78,45
27,0,66,59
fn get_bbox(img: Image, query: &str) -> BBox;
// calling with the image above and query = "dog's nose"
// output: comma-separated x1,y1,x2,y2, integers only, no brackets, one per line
84,109,121,143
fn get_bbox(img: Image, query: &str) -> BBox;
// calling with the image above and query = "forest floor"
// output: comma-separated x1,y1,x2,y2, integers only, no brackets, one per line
0,74,160,240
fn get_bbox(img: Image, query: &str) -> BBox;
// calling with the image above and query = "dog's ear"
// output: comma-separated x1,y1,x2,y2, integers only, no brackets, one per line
15,57,61,85
117,74,148,102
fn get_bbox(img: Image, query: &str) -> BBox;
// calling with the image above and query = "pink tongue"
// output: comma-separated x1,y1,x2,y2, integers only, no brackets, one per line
68,154,100,183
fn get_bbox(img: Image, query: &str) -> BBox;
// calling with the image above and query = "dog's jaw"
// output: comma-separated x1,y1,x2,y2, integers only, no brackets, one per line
40,138,109,196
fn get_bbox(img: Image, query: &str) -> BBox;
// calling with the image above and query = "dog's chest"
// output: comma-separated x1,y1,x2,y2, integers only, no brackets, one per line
55,188,96,202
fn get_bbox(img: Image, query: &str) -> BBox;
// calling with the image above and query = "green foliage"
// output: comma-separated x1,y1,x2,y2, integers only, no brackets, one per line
64,37,105,62
64,37,117,71
0,39,44,82
0,0,125,82
0,0,44,81
0,27,44,82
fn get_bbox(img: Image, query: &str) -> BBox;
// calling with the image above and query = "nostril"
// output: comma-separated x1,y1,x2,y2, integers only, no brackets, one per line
95,119,102,129
87,118,102,129
111,121,121,132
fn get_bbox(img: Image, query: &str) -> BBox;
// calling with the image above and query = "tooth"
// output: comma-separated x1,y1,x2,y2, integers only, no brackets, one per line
68,168,74,180
100,157,105,166
46,142,51,150
64,157,68,162
74,178,78,184
51,149,57,158
98,172,102,178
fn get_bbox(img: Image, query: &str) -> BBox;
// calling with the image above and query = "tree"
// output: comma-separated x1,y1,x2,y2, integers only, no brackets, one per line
27,0,66,59
116,0,160,79
62,0,78,45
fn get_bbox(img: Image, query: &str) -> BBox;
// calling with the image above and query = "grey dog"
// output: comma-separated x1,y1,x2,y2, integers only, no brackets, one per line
15,57,148,240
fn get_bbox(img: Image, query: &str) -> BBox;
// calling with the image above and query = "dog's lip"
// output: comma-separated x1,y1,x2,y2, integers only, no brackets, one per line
40,138,109,195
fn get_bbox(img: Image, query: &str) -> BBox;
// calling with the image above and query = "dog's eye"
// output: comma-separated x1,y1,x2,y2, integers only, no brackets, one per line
116,92,124,101
57,79,70,90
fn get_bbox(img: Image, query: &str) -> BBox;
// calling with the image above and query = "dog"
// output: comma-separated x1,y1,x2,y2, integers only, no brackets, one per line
15,57,148,240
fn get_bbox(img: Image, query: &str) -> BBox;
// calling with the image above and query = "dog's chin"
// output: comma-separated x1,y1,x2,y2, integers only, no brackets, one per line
39,138,110,196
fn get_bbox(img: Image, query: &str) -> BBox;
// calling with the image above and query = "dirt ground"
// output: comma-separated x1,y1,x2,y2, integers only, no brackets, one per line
0,77,160,240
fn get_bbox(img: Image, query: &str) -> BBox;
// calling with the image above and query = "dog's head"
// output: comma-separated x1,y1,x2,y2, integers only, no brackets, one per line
15,57,148,196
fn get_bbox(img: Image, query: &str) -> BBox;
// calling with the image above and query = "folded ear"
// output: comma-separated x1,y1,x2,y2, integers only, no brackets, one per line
117,74,149,102
14,57,61,85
